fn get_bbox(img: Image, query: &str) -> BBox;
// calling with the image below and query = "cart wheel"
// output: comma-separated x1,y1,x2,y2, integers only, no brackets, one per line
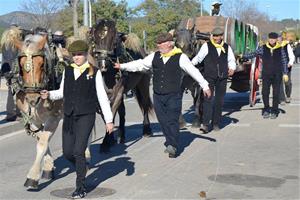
249,56,260,106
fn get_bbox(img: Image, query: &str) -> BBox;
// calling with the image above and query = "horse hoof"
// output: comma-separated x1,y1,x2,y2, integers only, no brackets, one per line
42,170,54,180
179,122,186,129
24,178,38,190
192,121,201,128
143,132,152,137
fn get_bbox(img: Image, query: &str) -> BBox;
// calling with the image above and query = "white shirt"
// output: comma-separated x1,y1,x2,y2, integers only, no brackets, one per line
287,44,295,66
191,42,236,70
120,52,209,91
49,66,113,123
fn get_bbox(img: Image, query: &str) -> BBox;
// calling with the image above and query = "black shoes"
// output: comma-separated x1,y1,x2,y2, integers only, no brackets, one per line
270,111,279,119
262,109,271,119
71,186,87,199
164,145,177,158
200,125,209,134
5,115,17,122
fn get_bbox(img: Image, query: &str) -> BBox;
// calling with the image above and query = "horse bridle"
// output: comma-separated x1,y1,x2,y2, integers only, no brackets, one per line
18,49,47,92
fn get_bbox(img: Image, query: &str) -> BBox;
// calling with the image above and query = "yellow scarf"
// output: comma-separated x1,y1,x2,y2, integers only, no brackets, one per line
266,42,281,54
280,40,288,47
70,62,90,74
161,47,182,57
210,39,225,53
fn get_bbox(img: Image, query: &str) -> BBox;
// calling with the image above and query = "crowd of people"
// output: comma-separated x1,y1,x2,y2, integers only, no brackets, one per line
0,23,297,198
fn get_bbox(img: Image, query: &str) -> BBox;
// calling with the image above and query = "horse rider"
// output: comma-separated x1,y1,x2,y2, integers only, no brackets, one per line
192,27,236,133
242,32,288,119
114,32,211,158
278,32,295,104
40,40,114,198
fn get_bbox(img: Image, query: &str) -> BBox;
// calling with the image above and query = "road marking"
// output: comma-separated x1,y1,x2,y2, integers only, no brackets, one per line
228,123,251,127
278,124,300,128
0,129,25,141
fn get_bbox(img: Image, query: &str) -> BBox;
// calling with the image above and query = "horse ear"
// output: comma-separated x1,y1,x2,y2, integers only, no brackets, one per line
14,39,23,51
37,35,48,50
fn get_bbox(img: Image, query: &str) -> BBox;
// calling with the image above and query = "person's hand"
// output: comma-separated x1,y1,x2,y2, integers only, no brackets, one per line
228,68,235,76
288,64,292,68
106,122,114,134
40,90,49,99
114,63,121,70
257,78,262,85
203,89,211,98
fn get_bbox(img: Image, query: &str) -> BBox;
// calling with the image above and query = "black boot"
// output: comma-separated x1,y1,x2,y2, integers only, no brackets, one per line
71,186,87,199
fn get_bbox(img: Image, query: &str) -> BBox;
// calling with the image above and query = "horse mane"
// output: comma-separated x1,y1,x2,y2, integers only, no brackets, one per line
124,33,142,53
0,27,22,50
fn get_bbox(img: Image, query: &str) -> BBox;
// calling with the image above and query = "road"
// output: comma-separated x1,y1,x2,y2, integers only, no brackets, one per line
0,64,299,199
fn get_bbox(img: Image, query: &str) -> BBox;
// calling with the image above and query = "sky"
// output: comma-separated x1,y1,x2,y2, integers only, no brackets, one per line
0,0,299,20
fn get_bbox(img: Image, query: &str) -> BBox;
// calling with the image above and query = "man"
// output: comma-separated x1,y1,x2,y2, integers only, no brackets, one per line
242,32,288,119
278,32,295,104
192,27,236,133
114,32,211,158
0,24,21,121
40,40,114,199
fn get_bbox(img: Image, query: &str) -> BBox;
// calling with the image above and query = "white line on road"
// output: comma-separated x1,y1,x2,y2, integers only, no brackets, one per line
228,123,251,127
278,124,300,128
0,129,25,141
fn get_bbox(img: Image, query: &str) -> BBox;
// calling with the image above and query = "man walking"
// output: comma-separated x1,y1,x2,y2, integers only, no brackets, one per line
192,27,236,133
114,32,211,158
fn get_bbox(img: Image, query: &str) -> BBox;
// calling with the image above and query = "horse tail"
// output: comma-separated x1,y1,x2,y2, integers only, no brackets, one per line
134,73,154,116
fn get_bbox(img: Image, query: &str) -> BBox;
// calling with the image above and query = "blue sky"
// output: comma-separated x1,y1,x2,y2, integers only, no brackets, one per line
0,0,299,20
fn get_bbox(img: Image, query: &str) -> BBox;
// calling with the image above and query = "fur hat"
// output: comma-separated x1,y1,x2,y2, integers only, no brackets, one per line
156,32,173,44
268,32,278,39
68,40,89,53
211,27,224,35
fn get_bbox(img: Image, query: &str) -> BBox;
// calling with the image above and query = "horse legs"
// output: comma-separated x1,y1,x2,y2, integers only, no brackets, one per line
41,147,55,180
24,131,51,190
142,110,152,137
192,87,203,128
117,99,126,144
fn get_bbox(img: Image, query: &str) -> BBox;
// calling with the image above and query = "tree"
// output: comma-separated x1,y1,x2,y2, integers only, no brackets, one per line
21,0,67,29
130,0,205,49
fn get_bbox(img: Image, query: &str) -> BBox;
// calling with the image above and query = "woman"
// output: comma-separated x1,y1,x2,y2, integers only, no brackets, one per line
40,40,114,199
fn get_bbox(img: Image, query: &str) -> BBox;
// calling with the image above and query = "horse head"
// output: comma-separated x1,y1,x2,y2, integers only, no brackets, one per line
175,28,196,58
90,19,118,72
15,34,48,93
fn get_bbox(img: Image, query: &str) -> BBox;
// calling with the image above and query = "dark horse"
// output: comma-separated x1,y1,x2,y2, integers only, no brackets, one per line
174,26,207,128
89,19,153,152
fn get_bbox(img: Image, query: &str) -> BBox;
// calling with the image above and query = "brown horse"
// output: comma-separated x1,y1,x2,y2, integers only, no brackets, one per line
89,19,153,152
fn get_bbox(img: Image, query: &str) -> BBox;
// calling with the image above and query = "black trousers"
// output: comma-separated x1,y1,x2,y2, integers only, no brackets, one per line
279,68,292,101
62,112,95,188
262,73,282,111
153,92,182,149
203,77,227,126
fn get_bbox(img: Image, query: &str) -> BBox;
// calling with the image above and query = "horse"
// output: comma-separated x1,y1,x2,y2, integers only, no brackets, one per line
4,29,91,190
174,27,206,128
89,19,153,152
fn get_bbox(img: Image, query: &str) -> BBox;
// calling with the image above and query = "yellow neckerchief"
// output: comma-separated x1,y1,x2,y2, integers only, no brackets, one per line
280,40,289,47
70,61,90,74
160,47,182,57
266,42,281,54
210,38,225,53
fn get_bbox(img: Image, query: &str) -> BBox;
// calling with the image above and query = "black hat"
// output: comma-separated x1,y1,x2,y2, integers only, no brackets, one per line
211,27,224,35
156,32,173,44
68,40,89,53
268,32,278,39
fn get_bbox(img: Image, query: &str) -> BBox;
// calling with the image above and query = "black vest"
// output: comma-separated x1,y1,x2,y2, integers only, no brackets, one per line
203,41,229,79
152,52,182,94
262,45,283,76
63,65,98,115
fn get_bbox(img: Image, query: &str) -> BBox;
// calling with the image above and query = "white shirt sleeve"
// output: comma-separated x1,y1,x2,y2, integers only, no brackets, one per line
49,71,64,100
179,53,209,91
120,52,155,72
287,44,295,66
227,45,236,70
191,43,208,65
95,70,113,123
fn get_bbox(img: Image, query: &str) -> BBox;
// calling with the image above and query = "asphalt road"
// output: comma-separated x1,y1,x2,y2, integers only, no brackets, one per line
0,64,299,199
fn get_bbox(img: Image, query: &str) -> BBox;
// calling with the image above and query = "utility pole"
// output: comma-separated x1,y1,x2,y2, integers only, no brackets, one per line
83,0,89,27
